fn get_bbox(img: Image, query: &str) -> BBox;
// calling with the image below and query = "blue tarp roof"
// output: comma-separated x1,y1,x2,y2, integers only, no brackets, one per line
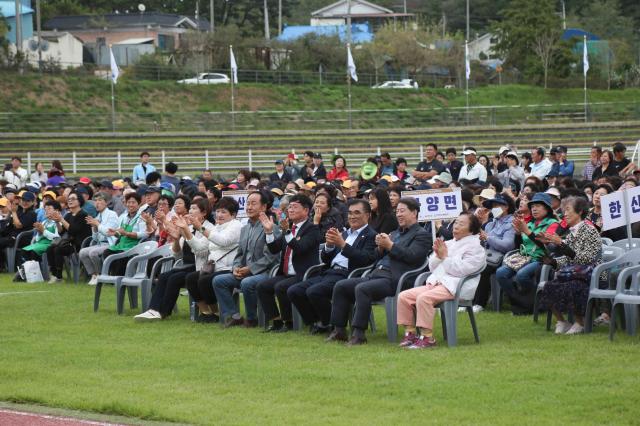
562,28,601,41
0,1,34,17
276,23,373,43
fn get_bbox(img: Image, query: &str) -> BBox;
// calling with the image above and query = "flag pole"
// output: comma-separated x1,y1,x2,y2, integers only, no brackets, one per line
230,45,235,131
347,44,352,130
109,44,116,132
583,35,588,123
465,39,469,126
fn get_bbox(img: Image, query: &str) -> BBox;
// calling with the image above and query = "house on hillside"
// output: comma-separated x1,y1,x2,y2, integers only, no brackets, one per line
43,12,209,65
0,0,33,45
21,31,84,68
311,0,413,31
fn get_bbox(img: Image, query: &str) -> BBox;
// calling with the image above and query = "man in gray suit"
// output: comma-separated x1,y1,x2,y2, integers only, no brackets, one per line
213,191,279,327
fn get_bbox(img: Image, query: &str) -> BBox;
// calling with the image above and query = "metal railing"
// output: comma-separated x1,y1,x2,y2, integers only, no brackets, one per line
17,145,600,179
1,102,639,133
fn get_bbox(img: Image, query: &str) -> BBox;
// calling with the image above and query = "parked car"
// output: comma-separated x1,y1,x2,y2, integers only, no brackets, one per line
372,79,419,89
177,73,231,85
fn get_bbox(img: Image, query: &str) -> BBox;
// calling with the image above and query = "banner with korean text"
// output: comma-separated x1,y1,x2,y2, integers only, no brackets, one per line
401,188,463,222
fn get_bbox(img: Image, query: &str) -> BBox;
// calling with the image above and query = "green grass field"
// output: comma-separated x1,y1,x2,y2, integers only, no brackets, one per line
0,276,639,425
2,73,640,115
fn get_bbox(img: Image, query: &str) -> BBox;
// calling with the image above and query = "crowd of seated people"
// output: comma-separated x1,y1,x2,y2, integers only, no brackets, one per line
1,141,638,346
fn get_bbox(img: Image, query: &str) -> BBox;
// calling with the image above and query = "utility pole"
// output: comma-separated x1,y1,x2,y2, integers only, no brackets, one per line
403,0,407,30
15,0,22,55
347,0,352,45
466,0,470,42
442,11,446,38
36,0,42,71
210,0,214,33
263,0,270,40
278,0,282,36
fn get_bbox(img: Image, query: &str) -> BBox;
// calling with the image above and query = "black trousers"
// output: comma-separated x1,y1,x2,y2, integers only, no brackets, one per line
150,266,195,317
17,249,42,266
331,269,395,331
102,249,131,277
473,265,498,308
46,244,76,278
0,236,15,267
287,268,349,325
256,275,300,322
186,270,227,305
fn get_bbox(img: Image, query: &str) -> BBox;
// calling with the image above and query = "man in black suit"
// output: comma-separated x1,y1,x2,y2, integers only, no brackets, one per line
287,199,377,334
269,159,292,184
327,197,431,345
257,194,322,332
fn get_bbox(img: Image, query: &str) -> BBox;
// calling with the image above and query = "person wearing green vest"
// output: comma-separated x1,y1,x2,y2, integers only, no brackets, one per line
496,192,559,315
101,192,149,277
14,200,62,281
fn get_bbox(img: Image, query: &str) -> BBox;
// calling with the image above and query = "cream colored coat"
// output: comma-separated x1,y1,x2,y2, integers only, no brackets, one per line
426,234,486,301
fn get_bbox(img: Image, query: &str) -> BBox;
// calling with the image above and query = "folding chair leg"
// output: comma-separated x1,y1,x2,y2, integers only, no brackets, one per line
385,297,397,342
116,285,126,315
292,306,303,331
369,310,376,333
467,308,480,343
440,308,447,342
609,303,618,341
141,280,152,312
127,286,138,310
624,305,638,336
94,283,103,312
443,302,458,347
584,299,595,334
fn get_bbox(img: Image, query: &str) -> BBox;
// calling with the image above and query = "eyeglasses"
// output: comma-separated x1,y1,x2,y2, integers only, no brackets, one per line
347,210,364,216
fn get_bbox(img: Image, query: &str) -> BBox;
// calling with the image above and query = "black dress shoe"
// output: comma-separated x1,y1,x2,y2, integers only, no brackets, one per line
325,328,348,342
310,324,331,335
263,320,284,333
274,321,293,333
346,335,367,346
196,313,220,323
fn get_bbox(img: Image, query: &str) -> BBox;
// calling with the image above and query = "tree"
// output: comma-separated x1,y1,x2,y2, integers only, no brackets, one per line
493,0,562,88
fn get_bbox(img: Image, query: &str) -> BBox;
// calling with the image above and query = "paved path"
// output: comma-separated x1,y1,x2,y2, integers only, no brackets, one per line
0,409,124,426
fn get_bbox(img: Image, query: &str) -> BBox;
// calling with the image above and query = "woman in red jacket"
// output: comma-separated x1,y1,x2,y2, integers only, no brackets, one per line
327,155,349,182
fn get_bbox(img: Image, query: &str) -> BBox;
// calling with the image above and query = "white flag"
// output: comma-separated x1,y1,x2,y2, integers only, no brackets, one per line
230,46,238,84
109,47,119,84
583,36,589,77
465,41,470,81
347,45,358,82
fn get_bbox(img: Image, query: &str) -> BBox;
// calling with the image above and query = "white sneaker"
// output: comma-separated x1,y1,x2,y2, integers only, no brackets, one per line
565,323,584,335
472,305,484,313
593,313,610,327
134,310,161,321
457,307,466,313
554,321,572,335
48,275,62,284
180,290,189,296
87,275,98,286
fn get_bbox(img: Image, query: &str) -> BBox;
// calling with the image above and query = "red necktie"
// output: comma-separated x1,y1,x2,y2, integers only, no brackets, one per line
282,224,297,275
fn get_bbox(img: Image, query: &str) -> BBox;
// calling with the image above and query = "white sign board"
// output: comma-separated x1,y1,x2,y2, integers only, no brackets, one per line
627,185,640,226
222,190,250,219
401,188,463,222
600,191,626,231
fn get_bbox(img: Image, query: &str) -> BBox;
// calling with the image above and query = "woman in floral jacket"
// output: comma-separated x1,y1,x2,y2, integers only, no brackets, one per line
538,196,602,335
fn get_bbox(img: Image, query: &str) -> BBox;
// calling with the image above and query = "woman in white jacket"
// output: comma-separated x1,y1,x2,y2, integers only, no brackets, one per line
185,197,243,323
396,212,486,349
